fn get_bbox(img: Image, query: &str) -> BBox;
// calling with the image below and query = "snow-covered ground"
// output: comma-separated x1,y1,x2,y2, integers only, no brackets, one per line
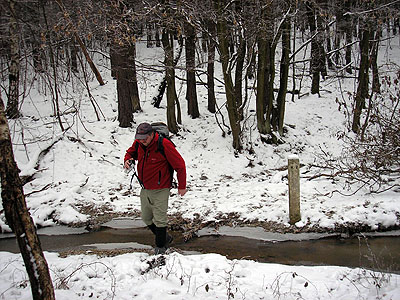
1,251,399,300
1,34,400,299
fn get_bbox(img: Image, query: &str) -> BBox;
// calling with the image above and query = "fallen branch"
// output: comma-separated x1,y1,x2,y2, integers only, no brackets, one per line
25,184,52,197
20,136,63,185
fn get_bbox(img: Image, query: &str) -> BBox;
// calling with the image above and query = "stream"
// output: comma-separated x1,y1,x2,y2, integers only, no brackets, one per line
1,218,399,273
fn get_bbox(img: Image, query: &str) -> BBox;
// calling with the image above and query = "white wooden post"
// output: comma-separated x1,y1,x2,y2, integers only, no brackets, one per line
288,155,301,224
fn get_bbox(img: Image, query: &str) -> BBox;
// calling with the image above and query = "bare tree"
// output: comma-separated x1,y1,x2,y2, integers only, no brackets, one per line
2,0,400,159
115,42,141,128
0,92,55,300
6,0,20,118
234,3,246,121
206,18,217,113
352,24,370,133
274,13,291,136
255,1,278,138
306,0,326,95
162,28,180,133
101,0,142,128
314,72,400,193
215,0,242,150
40,0,65,131
185,21,200,118
56,0,105,86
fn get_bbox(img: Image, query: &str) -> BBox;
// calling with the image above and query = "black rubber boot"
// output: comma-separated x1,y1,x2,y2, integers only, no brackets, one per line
152,226,173,255
147,223,157,235
155,226,167,248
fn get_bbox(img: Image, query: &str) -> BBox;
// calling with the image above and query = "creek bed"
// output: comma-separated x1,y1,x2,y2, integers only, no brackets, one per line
1,218,399,273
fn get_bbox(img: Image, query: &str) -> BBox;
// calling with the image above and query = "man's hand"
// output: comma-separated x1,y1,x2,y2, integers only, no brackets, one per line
124,159,134,169
178,188,187,196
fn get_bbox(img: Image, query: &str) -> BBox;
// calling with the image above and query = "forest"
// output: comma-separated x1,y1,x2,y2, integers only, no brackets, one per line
1,0,400,181
1,1,400,299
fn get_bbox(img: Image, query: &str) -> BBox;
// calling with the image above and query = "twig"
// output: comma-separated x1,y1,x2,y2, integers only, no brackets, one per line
25,184,52,197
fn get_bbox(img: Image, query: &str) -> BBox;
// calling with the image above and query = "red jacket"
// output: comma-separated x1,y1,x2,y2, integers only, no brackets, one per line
124,133,186,190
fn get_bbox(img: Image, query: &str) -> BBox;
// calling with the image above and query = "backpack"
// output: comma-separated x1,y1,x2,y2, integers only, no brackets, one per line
151,122,176,157
134,122,176,186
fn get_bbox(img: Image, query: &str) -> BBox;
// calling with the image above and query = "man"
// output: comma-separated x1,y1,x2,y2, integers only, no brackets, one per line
124,122,187,254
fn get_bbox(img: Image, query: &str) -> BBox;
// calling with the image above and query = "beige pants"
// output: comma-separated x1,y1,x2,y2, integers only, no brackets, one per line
140,188,170,227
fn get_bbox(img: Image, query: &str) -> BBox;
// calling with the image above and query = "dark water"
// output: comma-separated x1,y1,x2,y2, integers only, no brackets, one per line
1,226,399,272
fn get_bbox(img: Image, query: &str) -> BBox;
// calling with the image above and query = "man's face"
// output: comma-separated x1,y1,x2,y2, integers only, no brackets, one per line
138,132,154,146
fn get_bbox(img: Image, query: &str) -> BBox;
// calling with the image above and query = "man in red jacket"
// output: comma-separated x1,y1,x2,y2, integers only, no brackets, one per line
124,123,187,254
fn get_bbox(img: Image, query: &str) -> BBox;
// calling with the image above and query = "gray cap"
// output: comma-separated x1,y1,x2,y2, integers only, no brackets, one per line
135,123,153,139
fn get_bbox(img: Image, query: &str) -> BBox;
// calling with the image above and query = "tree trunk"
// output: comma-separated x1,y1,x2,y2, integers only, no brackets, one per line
0,93,55,300
307,2,320,95
216,9,242,151
246,38,256,80
185,22,199,118
70,40,78,73
73,32,105,86
256,35,270,134
316,13,327,79
147,22,154,48
234,30,246,121
116,43,141,128
31,0,44,74
275,18,291,136
334,3,343,67
265,38,275,132
371,28,381,94
233,1,246,121
152,36,184,109
152,76,167,108
256,0,277,137
326,22,334,70
110,45,118,79
162,29,178,134
352,27,370,133
207,19,216,113
41,0,64,131
155,25,161,47
345,28,353,74
344,0,353,74
6,0,20,119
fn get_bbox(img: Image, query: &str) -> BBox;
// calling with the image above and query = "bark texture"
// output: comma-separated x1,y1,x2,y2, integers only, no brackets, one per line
185,22,199,119
116,43,141,128
216,4,242,150
162,29,179,134
6,0,20,118
0,94,55,300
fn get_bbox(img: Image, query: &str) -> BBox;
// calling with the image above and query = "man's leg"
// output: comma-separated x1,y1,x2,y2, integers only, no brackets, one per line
147,189,171,250
141,189,173,251
141,189,164,243
140,189,154,226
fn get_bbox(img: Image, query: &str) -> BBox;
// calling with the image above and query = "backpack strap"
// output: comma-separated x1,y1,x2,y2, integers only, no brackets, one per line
157,135,166,158
157,135,176,187
134,141,140,159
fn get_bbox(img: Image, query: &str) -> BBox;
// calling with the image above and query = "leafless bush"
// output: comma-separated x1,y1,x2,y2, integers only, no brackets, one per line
312,70,400,194
338,235,394,300
52,261,116,299
270,271,318,300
